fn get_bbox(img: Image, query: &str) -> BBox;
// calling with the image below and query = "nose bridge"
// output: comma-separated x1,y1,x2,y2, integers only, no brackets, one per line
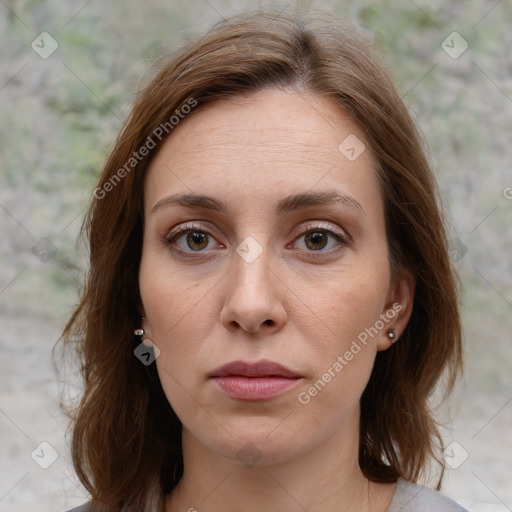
231,235,273,305
220,234,286,334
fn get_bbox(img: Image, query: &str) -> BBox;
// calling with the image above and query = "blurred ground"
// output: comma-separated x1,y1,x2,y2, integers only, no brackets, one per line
1,1,511,511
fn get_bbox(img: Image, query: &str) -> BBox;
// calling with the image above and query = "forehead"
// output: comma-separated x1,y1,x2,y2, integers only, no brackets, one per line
144,88,381,215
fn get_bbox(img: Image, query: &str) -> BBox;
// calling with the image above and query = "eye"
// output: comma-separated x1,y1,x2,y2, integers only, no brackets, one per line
291,225,349,256
165,221,349,258
165,223,219,252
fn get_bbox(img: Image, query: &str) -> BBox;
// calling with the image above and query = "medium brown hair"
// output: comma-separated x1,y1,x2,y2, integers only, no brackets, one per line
58,8,462,510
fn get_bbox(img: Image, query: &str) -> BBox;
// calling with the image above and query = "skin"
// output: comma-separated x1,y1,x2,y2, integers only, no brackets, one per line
138,87,414,512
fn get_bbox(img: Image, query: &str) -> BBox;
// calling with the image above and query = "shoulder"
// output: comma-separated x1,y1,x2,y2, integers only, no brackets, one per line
64,504,90,512
386,478,469,512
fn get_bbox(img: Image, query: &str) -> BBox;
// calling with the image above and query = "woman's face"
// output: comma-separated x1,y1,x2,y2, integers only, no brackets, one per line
139,88,413,466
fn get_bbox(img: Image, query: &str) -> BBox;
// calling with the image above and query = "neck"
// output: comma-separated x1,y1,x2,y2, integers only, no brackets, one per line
165,409,397,512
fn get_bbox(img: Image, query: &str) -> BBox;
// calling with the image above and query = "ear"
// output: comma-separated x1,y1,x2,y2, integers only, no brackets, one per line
136,301,146,322
136,305,149,332
377,269,415,351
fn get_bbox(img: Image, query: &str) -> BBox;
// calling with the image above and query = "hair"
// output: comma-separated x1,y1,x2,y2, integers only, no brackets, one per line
57,7,463,511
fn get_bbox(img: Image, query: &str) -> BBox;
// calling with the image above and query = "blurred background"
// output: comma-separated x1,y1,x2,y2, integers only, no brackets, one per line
1,0,511,511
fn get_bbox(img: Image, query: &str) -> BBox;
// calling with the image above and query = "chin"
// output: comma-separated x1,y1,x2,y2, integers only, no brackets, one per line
193,414,315,467
215,435,303,467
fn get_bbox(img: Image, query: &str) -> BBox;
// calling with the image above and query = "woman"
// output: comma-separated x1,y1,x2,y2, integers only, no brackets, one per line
61,8,467,512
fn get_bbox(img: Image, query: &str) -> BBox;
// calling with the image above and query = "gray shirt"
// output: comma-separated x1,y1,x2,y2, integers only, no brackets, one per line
65,477,469,511
386,478,469,511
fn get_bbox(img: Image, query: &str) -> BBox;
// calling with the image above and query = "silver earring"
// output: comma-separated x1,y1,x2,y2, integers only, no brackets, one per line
387,328,397,341
134,316,146,337
134,325,155,351
134,319,155,350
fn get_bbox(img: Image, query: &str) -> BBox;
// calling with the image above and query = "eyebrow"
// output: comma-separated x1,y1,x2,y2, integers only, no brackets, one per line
151,190,364,216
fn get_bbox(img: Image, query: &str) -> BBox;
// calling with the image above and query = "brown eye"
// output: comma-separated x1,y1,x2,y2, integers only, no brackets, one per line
304,231,330,251
294,228,348,255
165,224,217,253
184,231,209,251
165,223,349,259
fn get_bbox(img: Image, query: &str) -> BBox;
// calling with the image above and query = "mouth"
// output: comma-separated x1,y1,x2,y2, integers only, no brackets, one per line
208,360,303,401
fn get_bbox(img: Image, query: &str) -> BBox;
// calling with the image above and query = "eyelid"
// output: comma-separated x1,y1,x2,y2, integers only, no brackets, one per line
165,221,219,242
291,220,351,243
165,219,351,255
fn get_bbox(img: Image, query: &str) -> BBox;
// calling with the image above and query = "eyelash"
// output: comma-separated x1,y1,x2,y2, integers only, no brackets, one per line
164,222,350,260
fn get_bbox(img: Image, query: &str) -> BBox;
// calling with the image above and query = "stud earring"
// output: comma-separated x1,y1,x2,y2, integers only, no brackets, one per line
134,326,155,350
387,328,397,342
134,317,146,337
134,319,155,348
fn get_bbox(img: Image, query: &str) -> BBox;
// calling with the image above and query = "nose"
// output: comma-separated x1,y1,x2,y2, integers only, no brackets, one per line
219,246,287,336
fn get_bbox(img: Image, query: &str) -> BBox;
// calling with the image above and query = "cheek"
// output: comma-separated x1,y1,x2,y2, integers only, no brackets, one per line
304,265,389,345
139,252,216,380
139,249,200,335
292,266,388,401
139,263,206,418
295,301,379,426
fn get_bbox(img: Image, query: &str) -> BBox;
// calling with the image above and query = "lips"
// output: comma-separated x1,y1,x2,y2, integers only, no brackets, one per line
209,360,301,378
209,360,302,401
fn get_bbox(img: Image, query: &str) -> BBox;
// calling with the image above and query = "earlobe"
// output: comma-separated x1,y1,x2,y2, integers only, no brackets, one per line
386,328,397,342
137,305,146,322
377,270,415,351
135,307,148,335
